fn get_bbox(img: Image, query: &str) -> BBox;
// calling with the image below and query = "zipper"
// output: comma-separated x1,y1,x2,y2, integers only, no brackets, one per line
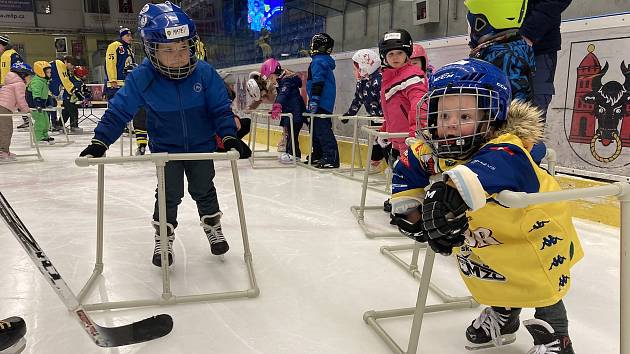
176,82,189,152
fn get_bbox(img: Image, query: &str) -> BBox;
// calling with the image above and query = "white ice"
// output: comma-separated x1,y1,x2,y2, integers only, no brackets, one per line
0,118,620,353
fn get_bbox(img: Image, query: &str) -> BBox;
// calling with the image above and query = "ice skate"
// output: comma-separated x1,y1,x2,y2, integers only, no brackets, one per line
151,221,174,267
136,144,147,156
465,307,520,350
0,317,26,354
201,212,229,257
524,318,574,354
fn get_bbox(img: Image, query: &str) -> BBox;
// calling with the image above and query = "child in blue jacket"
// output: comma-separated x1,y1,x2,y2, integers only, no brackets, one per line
306,32,339,169
80,2,242,268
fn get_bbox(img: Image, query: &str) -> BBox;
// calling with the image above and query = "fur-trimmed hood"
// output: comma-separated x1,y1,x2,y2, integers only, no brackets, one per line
488,100,544,148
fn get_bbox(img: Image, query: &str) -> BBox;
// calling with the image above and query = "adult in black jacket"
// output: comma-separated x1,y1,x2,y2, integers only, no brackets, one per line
519,0,573,120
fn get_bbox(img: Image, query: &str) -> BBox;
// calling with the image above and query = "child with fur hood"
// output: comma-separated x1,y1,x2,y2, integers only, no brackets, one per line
392,59,580,354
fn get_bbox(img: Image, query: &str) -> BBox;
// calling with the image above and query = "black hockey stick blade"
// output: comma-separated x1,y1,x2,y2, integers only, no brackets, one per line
0,192,174,347
75,310,173,347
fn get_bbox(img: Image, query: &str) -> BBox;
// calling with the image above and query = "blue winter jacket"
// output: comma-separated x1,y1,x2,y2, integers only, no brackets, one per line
520,0,573,55
472,37,536,103
345,71,383,117
93,59,236,153
307,54,336,112
275,73,306,126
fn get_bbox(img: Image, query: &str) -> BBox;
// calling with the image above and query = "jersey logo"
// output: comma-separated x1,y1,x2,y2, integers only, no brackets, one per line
558,274,570,291
399,150,410,168
456,253,506,282
465,227,502,248
425,190,436,199
489,146,515,156
529,219,550,232
193,82,202,92
548,255,567,270
118,46,125,55
540,235,563,250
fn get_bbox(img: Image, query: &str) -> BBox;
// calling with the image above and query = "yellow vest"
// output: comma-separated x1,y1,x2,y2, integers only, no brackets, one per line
409,134,584,307
0,49,19,86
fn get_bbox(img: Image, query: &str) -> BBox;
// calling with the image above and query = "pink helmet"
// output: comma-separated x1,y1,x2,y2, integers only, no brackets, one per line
411,43,429,71
260,58,281,79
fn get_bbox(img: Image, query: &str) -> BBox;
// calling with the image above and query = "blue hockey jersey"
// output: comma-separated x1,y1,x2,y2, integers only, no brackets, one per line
93,59,236,153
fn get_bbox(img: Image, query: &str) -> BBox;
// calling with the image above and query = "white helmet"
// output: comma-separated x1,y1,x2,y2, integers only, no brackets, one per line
247,78,261,101
351,49,381,79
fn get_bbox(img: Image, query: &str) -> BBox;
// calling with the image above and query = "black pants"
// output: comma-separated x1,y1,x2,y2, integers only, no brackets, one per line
61,99,79,128
311,108,338,164
152,160,220,228
493,299,569,336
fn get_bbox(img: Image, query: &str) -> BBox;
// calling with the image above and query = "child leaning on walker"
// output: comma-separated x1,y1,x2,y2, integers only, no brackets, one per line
391,59,581,354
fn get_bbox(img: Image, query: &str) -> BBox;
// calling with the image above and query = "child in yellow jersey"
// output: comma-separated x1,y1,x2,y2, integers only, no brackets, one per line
391,58,581,354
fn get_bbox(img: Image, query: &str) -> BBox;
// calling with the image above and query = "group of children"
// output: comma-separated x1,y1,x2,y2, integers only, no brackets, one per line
0,36,92,162
71,0,581,353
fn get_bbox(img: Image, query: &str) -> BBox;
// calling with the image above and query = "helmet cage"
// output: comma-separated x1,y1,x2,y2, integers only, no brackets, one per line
416,86,501,159
143,35,198,80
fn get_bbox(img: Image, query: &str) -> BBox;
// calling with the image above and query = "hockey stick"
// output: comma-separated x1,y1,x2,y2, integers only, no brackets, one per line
0,192,173,347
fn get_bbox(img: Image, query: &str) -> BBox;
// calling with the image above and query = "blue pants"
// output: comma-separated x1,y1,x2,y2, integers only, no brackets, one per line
532,52,557,121
311,108,338,164
104,86,120,101
281,114,303,158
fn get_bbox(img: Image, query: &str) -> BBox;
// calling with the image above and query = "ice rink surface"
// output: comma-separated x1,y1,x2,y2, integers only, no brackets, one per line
0,121,621,353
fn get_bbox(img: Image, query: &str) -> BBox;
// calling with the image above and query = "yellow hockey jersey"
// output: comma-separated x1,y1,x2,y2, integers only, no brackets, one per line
391,101,583,308
0,48,23,86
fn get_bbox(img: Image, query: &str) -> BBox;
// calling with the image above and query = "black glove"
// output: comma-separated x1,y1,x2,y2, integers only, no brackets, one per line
79,139,107,157
341,113,350,124
36,107,43,113
393,211,429,243
422,181,469,241
428,235,465,256
222,136,243,157
74,89,85,101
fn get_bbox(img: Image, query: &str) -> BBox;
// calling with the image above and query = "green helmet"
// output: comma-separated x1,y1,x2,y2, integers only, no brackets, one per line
464,0,528,30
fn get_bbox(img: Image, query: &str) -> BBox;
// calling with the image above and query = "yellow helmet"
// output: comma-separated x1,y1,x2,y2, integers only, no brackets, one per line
33,61,51,78
464,0,528,30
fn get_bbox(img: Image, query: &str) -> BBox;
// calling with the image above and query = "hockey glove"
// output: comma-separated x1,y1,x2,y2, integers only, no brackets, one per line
308,96,320,114
428,234,465,256
222,136,243,158
79,139,107,158
393,211,429,243
271,103,282,120
422,181,469,241
73,89,85,101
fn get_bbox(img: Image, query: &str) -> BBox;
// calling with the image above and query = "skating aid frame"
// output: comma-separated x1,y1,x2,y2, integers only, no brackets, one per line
74,151,260,311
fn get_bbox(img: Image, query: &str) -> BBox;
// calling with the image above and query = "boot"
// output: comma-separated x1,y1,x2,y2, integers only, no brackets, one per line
524,318,575,354
136,144,147,156
151,221,175,267
0,316,26,353
465,307,520,350
200,212,229,255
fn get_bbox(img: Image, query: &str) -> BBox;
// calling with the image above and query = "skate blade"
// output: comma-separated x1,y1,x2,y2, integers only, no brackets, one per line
465,334,516,351
1,338,26,354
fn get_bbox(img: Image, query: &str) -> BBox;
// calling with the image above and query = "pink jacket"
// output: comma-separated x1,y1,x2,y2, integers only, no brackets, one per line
380,62,427,152
0,72,30,113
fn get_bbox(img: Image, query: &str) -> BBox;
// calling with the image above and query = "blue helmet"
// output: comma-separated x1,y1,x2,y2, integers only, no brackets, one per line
138,1,198,79
10,62,34,78
416,58,511,159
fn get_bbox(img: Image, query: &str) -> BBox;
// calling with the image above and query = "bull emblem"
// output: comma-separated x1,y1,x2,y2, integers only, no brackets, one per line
582,61,630,162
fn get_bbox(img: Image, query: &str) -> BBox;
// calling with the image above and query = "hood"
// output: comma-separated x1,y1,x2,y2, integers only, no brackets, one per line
313,54,336,70
489,100,544,147
352,49,380,79
4,71,23,85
